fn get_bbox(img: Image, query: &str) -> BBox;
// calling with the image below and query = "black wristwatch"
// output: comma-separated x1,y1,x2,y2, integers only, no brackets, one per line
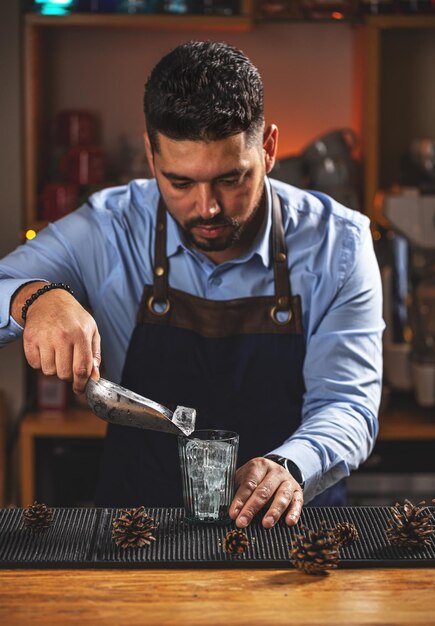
264,454,305,490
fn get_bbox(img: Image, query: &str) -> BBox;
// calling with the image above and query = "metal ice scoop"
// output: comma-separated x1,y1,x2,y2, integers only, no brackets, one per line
86,377,196,437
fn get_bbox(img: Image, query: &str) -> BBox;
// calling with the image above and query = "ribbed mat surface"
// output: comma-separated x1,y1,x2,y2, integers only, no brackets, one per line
1,506,434,568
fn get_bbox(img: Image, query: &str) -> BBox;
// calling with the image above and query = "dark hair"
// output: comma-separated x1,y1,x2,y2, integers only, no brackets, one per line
144,41,264,152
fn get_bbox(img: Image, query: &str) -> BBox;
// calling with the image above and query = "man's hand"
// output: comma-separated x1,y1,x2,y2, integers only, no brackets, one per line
229,457,304,529
13,282,101,394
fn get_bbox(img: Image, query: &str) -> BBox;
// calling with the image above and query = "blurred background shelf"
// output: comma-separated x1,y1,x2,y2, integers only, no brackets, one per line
20,408,106,507
360,14,435,219
379,392,435,440
24,9,254,29
18,398,435,508
22,11,435,232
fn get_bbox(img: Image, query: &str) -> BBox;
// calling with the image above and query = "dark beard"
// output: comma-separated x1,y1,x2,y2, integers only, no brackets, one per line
181,216,241,252
180,196,264,253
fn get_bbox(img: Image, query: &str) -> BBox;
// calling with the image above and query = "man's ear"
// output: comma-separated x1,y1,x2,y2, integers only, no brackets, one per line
144,132,155,177
263,124,278,174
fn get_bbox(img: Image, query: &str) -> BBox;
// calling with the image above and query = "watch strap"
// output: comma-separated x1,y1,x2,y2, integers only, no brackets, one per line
264,454,305,489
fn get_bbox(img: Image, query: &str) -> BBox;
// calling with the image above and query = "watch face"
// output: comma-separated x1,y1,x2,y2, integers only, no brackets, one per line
277,457,289,470
265,455,304,488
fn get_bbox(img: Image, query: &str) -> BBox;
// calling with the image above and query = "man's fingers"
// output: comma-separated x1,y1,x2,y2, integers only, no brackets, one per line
262,480,295,528
230,458,305,529
55,343,74,381
230,476,259,513
91,330,101,380
235,475,281,528
38,347,57,377
23,339,41,370
285,489,304,526
229,466,266,521
231,462,283,528
72,337,93,394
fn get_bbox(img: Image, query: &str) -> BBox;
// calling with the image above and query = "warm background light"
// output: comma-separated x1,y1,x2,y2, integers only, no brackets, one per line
47,24,358,163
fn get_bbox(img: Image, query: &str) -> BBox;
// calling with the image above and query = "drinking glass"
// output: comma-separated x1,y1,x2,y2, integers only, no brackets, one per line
178,429,239,524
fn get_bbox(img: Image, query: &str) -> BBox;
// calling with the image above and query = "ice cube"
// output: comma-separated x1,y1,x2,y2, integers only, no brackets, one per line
172,405,196,436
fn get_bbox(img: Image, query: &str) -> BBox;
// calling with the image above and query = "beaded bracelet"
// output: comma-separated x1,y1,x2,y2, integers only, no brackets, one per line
21,282,74,321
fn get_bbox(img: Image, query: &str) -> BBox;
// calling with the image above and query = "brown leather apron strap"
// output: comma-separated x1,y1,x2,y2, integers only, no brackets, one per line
271,187,293,323
149,198,170,314
151,184,293,321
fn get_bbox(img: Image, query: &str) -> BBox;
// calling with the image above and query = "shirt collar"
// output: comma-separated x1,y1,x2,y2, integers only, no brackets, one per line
166,209,184,258
254,177,273,268
164,177,273,268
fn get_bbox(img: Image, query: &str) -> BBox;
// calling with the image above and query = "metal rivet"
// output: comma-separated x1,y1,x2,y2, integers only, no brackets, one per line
155,266,165,277
278,297,288,307
157,222,165,232
276,253,286,263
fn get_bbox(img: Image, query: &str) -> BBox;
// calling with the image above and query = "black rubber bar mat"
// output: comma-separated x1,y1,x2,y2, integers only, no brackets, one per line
1,506,434,568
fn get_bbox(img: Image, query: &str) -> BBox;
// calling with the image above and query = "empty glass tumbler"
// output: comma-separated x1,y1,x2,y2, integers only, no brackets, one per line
178,429,239,524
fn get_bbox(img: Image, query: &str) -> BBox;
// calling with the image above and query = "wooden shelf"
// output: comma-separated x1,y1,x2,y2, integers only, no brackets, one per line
359,15,435,218
24,12,435,30
19,408,106,506
24,11,253,32
379,393,435,440
365,15,435,29
20,408,106,438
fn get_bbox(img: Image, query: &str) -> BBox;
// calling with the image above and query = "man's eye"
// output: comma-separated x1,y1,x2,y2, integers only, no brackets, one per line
172,181,192,190
219,178,240,187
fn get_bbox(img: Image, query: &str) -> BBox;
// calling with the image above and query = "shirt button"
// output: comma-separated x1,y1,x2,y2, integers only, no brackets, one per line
211,277,222,286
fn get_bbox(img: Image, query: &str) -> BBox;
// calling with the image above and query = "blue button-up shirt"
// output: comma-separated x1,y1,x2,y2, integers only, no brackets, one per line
0,177,384,502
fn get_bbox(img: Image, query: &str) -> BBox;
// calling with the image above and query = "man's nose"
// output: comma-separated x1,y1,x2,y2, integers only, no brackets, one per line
195,184,220,219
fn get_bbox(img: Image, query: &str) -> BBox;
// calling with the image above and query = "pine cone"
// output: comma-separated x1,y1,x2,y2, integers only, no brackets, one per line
333,521,359,547
385,499,435,548
223,529,250,556
290,521,340,575
22,501,53,532
112,506,157,549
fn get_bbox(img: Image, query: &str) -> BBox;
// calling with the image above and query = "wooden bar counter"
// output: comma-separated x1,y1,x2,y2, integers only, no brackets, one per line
0,568,435,625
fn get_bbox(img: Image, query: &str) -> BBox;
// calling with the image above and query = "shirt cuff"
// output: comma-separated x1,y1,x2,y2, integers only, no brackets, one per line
0,278,47,331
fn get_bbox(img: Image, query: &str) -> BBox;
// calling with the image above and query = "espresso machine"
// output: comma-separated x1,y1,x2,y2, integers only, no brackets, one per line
272,128,362,211
381,140,435,407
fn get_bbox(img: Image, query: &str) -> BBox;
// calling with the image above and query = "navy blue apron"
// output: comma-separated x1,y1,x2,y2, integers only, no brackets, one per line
95,187,346,508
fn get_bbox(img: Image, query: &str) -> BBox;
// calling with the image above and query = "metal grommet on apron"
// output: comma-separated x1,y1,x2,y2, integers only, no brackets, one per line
147,296,171,316
270,305,292,325
96,183,346,508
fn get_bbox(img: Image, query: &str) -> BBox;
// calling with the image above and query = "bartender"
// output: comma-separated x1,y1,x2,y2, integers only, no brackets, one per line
0,41,383,529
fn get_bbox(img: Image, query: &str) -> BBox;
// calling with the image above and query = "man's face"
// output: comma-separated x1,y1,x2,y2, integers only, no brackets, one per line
146,128,277,263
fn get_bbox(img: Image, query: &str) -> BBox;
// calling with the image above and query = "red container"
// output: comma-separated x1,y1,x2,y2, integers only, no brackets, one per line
41,182,78,221
56,110,97,148
60,145,105,186
36,372,68,411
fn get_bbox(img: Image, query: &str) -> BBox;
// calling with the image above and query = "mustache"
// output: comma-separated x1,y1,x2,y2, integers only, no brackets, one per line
184,216,238,229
